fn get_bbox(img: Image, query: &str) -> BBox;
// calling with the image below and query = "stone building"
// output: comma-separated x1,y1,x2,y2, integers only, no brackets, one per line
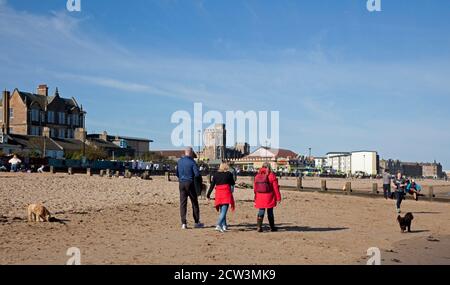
1,86,86,139
380,159,443,178
199,124,250,161
422,162,443,178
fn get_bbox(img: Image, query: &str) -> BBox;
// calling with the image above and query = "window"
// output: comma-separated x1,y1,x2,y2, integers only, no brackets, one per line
31,109,40,122
50,128,56,138
9,108,13,119
72,114,79,126
0,109,2,122
58,112,66,125
48,111,55,123
67,129,74,139
30,126,41,136
58,129,65,139
67,114,72,125
41,112,45,123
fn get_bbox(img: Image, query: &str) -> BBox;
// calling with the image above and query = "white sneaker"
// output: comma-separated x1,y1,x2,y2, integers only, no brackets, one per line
396,208,401,214
181,224,188,230
215,225,224,233
222,225,229,232
194,223,204,229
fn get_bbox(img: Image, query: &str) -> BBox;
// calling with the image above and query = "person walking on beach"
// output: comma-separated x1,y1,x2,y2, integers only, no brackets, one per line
176,147,204,230
8,155,21,172
207,163,236,233
393,172,407,213
382,169,392,199
254,163,282,232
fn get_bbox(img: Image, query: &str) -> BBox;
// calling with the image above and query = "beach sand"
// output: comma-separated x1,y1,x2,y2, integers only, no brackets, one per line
1,173,450,265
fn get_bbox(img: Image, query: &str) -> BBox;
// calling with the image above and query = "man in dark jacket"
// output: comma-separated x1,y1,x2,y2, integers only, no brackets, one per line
176,147,204,230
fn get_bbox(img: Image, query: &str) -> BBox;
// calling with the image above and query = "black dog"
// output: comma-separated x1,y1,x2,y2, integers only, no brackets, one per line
397,213,414,233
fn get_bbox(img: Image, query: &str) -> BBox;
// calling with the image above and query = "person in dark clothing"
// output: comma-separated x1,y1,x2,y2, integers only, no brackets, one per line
176,147,204,230
207,163,236,233
392,172,407,214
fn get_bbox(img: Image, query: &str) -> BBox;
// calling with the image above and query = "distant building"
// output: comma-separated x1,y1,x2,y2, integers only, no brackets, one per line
314,157,326,169
1,86,86,139
87,131,153,158
380,159,443,178
228,147,298,172
154,150,191,161
326,152,352,174
323,151,379,176
351,151,379,176
421,162,443,178
199,124,250,161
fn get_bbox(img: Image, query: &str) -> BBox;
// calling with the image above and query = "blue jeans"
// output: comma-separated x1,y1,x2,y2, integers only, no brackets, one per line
258,208,274,219
217,204,229,228
11,164,18,172
396,191,405,209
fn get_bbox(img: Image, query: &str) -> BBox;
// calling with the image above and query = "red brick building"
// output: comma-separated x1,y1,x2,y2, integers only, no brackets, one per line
1,85,86,139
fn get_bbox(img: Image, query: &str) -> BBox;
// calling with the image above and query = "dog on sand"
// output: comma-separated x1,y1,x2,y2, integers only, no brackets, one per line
397,212,414,233
27,204,52,222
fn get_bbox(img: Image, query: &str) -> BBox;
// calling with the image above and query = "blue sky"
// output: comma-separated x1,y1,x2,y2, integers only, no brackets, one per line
0,0,449,168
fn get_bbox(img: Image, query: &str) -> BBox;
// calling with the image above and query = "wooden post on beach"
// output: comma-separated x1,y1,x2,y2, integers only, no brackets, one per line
100,170,105,177
429,186,434,202
372,183,378,194
296,177,303,191
345,182,352,195
49,166,55,174
115,171,120,178
106,169,111,177
165,172,171,182
68,167,73,175
321,180,327,192
86,168,92,176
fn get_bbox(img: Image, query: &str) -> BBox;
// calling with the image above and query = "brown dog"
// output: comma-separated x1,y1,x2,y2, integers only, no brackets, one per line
397,212,414,233
27,204,52,222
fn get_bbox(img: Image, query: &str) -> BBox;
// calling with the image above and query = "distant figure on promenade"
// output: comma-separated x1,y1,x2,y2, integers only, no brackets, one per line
8,155,22,172
176,147,204,230
382,169,392,199
254,163,282,232
207,163,236,233
393,172,407,213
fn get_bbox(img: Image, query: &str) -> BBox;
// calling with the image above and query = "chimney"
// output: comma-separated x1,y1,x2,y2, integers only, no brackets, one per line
2,90,10,135
74,128,87,142
42,127,51,138
37,84,48,96
100,131,108,142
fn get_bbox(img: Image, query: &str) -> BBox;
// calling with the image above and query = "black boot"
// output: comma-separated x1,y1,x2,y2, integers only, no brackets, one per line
257,216,264,232
268,215,277,232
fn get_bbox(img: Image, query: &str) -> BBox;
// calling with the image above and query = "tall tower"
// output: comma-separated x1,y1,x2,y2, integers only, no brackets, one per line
203,124,226,161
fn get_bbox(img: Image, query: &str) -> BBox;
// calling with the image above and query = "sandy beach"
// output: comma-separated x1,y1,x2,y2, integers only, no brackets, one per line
1,173,450,265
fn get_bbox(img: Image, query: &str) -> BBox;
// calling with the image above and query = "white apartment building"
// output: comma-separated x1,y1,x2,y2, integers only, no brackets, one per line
351,151,378,176
324,151,379,176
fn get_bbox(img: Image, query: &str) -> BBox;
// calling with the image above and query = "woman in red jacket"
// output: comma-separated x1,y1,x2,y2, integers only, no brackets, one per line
207,163,236,233
254,163,282,232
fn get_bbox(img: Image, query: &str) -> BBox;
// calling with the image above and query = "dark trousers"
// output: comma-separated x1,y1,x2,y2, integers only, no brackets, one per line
383,184,392,199
396,191,405,209
258,208,274,219
179,181,200,225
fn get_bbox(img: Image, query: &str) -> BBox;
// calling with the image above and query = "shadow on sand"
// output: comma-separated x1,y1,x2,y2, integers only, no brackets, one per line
233,223,349,233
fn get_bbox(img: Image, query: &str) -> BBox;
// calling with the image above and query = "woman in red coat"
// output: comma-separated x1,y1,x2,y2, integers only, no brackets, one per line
254,163,281,232
207,163,235,233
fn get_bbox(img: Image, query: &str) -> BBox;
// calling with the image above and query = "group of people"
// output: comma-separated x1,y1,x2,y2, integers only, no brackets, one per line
383,169,423,213
175,147,282,233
